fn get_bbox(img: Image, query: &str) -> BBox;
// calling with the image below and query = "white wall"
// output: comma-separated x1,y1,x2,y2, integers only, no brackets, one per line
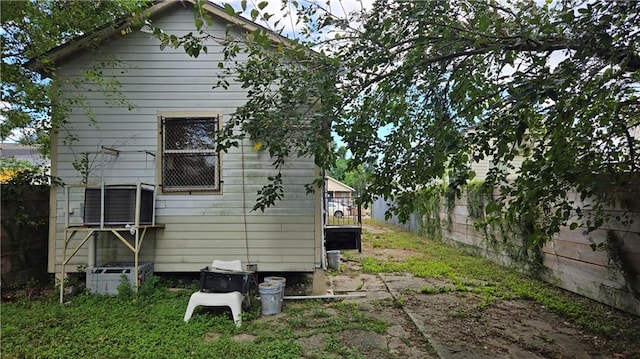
51,3,320,274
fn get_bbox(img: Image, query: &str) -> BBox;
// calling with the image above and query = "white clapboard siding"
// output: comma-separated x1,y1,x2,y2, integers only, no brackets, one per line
51,3,320,275
470,158,490,181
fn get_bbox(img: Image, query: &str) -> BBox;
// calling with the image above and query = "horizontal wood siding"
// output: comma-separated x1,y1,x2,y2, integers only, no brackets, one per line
52,4,318,275
470,158,490,182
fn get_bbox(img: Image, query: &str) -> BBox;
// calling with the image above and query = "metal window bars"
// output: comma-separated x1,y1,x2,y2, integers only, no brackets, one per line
161,116,220,191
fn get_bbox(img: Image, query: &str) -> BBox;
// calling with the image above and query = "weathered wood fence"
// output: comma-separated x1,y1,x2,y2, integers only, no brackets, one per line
373,188,640,316
1,185,50,287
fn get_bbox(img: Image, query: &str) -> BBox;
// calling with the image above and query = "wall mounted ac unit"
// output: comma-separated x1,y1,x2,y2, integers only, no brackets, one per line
84,185,154,226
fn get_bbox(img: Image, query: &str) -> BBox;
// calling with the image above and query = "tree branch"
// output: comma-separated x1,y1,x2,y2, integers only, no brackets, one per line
420,36,640,72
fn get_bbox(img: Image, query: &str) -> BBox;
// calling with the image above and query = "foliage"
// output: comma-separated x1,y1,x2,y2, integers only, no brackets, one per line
464,181,540,264
329,146,350,182
591,231,640,299
191,0,637,243
413,185,445,240
1,279,392,359
328,145,370,195
343,0,639,245
466,181,491,220
1,0,151,148
116,274,135,299
413,181,544,268
8,0,640,241
1,158,33,184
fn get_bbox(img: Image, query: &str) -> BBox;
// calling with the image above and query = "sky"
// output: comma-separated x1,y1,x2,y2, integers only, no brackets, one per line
0,101,19,143
223,0,373,39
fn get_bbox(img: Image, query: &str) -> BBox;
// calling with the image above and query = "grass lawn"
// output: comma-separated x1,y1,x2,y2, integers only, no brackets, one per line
3,277,390,359
2,219,639,358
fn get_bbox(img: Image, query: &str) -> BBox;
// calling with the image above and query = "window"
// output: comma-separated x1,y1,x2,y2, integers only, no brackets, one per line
161,115,220,192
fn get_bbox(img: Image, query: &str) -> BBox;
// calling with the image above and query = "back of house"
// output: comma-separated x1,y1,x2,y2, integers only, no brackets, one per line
36,1,325,284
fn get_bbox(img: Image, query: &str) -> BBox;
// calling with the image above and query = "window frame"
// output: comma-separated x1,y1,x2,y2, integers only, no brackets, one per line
158,112,222,193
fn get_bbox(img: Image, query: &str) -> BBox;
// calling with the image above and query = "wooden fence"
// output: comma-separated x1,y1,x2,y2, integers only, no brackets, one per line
1,185,50,287
372,189,640,316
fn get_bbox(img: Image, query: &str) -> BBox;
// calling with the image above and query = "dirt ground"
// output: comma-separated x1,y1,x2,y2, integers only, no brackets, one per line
314,223,640,359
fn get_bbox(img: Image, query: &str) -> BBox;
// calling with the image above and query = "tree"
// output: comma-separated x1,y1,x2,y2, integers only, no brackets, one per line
199,0,639,243
328,145,350,182
346,0,639,242
328,145,369,195
9,0,640,243
1,0,151,148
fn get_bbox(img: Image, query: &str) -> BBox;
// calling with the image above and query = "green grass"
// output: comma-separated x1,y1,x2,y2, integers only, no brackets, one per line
3,220,638,357
360,219,640,346
2,285,271,359
1,279,390,359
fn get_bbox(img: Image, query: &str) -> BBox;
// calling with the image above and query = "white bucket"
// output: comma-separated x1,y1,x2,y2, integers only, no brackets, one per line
327,250,340,270
259,281,282,315
264,276,286,306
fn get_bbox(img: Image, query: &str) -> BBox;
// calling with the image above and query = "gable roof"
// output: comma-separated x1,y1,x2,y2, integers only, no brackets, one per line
27,0,289,75
327,176,355,193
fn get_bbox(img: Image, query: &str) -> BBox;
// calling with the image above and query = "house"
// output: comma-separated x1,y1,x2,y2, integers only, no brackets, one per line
0,143,48,168
0,143,50,183
27,0,327,293
326,176,354,206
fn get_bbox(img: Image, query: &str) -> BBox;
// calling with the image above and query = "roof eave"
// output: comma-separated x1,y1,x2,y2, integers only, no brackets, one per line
26,0,292,76
26,0,180,75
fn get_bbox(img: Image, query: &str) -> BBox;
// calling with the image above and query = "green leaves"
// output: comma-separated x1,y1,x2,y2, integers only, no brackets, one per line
223,3,236,16
322,0,639,241
253,173,284,212
7,0,638,238
2,0,152,147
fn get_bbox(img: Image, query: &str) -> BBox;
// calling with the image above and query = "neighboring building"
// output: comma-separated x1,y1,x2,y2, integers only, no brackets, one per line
0,143,47,167
324,176,362,252
27,0,327,289
0,143,49,183
326,176,355,205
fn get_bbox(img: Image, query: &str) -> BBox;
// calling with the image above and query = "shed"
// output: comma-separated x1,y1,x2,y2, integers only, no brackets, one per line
28,0,327,291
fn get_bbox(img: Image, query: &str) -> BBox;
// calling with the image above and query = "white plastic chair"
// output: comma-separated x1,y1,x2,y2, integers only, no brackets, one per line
183,260,245,327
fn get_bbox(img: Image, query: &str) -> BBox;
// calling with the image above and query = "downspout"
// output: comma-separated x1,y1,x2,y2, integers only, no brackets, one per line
320,169,327,270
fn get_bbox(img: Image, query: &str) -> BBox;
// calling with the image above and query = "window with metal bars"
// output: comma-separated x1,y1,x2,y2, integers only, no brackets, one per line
161,115,220,192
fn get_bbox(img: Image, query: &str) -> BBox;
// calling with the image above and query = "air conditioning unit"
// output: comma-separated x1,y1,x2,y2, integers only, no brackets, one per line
84,185,154,226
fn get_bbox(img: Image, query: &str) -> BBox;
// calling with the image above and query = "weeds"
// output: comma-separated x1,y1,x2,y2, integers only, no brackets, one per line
324,335,366,359
2,278,391,359
420,286,453,295
4,220,638,358
360,219,640,349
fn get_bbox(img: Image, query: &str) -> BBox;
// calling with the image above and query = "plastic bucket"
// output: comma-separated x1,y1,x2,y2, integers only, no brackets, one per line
259,281,282,315
264,276,286,304
327,250,340,270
